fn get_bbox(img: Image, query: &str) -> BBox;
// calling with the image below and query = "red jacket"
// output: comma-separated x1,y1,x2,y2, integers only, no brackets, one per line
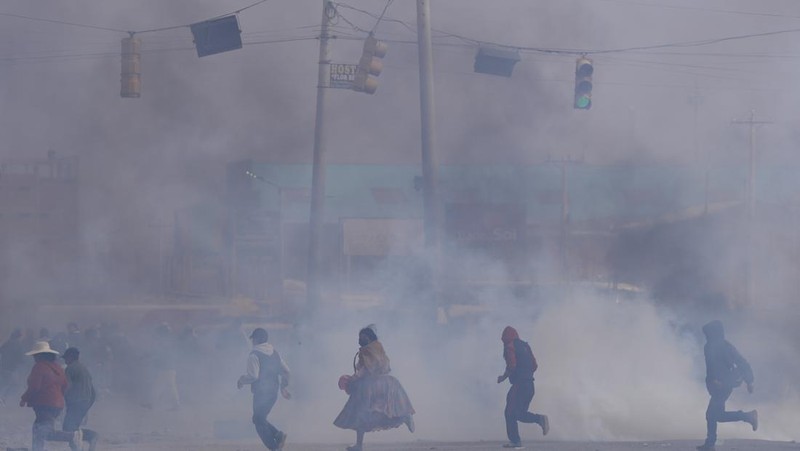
21,360,67,409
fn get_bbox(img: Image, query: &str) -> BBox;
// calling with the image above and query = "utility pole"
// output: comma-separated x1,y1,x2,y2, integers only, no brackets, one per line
687,89,706,213
417,0,439,250
547,156,579,285
416,0,441,311
732,110,771,307
307,0,333,311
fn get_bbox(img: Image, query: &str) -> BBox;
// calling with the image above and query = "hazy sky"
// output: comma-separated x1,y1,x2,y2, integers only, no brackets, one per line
1,2,799,443
1,0,800,283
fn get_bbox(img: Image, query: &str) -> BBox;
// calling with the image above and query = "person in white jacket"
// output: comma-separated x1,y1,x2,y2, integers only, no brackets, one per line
237,328,290,451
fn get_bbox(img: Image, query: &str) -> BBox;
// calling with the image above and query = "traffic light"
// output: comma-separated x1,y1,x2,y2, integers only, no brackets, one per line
574,56,593,109
353,34,388,94
121,36,141,98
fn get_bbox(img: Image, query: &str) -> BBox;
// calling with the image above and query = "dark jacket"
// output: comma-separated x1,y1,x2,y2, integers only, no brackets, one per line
65,360,96,406
702,320,754,390
502,326,538,385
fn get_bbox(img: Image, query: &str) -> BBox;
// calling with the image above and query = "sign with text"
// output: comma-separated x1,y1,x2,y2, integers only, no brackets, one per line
444,203,526,256
330,63,358,89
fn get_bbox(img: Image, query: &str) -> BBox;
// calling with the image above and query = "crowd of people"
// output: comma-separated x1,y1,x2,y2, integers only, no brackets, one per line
1,318,759,451
0,317,254,450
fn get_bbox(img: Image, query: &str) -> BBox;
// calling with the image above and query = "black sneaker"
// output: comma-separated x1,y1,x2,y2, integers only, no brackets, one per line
87,432,99,451
696,444,715,451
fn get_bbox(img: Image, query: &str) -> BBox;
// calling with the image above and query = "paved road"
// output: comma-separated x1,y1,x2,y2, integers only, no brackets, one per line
91,439,800,450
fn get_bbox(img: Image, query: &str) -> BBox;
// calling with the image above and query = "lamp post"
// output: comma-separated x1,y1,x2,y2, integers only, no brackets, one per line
244,170,285,298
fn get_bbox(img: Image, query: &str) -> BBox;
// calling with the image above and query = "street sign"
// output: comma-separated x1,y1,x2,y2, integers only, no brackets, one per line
330,63,358,89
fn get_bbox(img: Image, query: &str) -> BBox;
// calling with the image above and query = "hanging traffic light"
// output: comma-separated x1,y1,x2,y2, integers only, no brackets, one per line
353,34,388,95
120,36,141,98
574,56,593,109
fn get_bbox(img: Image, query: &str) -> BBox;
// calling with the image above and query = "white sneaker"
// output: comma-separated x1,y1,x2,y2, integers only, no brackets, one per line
70,429,83,451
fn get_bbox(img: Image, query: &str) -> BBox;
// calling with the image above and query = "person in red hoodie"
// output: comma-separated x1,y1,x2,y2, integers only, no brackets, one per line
19,341,82,451
497,326,549,449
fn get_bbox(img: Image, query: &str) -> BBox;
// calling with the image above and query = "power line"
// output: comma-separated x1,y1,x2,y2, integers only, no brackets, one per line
335,3,417,36
372,0,395,33
331,7,369,34
595,0,800,20
0,35,320,64
137,0,272,34
0,0,273,37
334,1,800,56
0,12,127,34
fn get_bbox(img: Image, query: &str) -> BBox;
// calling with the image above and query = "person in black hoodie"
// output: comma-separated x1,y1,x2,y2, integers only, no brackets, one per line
497,326,549,449
697,320,758,451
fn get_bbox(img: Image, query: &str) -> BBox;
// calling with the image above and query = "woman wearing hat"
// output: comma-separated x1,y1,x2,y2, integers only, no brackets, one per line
19,341,82,451
334,325,415,451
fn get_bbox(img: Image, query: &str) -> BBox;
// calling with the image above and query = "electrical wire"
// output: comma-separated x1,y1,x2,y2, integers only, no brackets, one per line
335,3,417,36
0,0,272,37
137,0,272,34
0,12,128,34
334,9,369,34
371,0,395,33
333,1,800,56
594,0,800,20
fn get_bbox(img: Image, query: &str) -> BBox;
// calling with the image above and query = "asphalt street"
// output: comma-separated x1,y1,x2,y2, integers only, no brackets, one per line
95,439,800,451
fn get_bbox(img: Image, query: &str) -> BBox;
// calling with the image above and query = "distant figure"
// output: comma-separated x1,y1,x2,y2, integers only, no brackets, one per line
83,327,113,392
497,326,549,449
697,320,757,451
0,329,26,404
49,332,69,355
237,328,290,451
62,347,99,451
66,322,83,350
334,325,415,451
216,318,250,396
19,341,82,451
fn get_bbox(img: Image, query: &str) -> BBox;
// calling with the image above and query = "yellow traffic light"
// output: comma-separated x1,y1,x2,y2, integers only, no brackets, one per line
353,34,388,95
121,36,141,98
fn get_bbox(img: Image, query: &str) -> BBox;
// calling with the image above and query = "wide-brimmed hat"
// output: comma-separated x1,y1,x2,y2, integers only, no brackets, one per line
25,340,59,356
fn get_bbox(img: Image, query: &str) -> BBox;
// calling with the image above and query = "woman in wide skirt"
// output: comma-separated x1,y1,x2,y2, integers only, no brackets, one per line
334,325,414,451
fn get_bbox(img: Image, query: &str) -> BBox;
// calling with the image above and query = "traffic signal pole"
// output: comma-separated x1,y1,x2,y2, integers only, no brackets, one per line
416,0,439,250
307,0,333,311
416,0,442,311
